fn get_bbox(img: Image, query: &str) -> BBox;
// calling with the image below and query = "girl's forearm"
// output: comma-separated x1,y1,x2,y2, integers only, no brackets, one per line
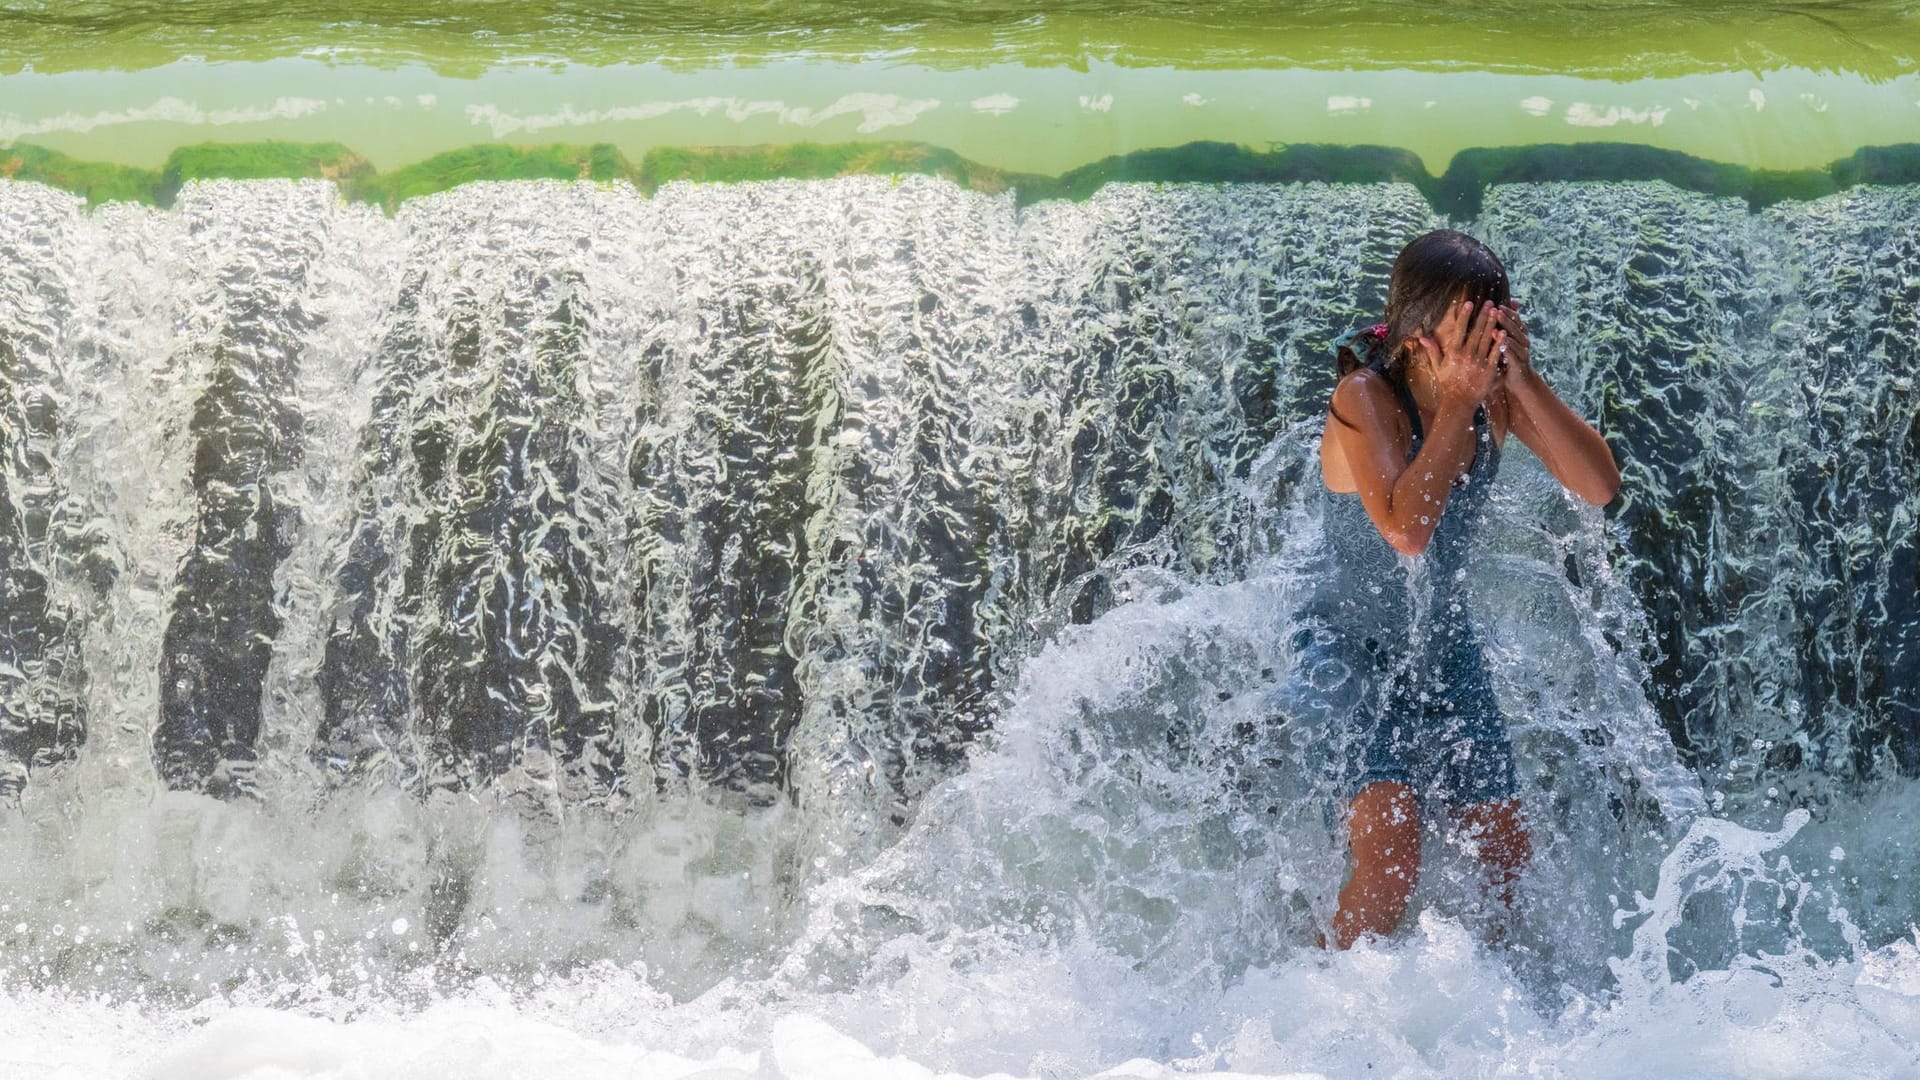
1377,399,1481,554
1508,369,1621,504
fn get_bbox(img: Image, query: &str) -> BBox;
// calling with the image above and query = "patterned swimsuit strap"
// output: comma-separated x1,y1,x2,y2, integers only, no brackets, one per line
1371,349,1489,464
1336,323,1486,462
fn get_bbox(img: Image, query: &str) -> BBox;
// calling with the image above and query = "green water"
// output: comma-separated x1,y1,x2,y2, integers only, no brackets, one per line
2,2,1918,202
5,2,1916,75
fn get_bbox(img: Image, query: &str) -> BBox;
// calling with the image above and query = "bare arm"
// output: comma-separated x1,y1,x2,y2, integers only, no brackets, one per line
1493,306,1621,506
1325,300,1504,556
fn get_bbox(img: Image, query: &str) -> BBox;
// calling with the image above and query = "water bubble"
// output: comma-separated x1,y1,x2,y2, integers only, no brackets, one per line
390,917,410,936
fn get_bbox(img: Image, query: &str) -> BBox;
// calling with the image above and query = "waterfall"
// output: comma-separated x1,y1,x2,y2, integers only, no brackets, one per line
0,174,1914,1030
1479,183,1920,797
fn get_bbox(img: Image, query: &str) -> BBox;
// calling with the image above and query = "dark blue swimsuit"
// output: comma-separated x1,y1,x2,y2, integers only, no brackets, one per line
1291,326,1517,806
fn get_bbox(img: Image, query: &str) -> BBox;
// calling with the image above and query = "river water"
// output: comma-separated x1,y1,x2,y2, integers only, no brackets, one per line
0,170,1916,1076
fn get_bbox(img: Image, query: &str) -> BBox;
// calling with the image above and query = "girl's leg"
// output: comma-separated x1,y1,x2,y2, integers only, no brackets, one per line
1333,780,1421,949
1453,797,1530,906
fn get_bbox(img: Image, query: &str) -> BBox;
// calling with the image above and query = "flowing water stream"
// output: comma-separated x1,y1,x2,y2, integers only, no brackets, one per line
0,173,1915,1076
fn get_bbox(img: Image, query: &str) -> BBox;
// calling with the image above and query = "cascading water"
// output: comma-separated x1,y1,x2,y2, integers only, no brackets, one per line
0,173,1915,1077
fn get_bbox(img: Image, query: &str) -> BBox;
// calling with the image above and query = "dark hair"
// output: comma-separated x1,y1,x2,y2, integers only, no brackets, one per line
1338,230,1511,378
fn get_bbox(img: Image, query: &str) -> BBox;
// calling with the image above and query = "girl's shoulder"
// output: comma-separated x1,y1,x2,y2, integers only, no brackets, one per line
1329,363,1406,422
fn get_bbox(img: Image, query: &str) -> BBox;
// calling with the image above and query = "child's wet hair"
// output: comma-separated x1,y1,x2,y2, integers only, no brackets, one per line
1340,230,1511,377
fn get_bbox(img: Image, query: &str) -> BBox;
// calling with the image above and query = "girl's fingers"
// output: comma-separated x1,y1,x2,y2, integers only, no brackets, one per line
1467,301,1496,360
1454,298,1480,350
1499,312,1529,359
1497,306,1529,342
1435,302,1466,352
1482,305,1512,351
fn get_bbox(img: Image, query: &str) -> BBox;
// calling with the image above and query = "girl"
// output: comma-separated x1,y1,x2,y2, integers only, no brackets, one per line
1315,229,1620,949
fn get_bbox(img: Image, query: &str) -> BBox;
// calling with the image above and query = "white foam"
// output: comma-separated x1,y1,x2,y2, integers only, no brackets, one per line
5,915,1914,1080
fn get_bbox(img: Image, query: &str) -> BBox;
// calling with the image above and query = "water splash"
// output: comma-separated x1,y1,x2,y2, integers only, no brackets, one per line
0,173,1915,1076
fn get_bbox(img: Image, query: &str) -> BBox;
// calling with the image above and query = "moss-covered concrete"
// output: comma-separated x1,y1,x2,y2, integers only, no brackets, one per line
4,138,1920,216
1435,144,1752,216
347,143,633,210
0,145,162,205
1830,144,1920,189
160,141,375,204
1022,142,1436,205
635,141,1037,195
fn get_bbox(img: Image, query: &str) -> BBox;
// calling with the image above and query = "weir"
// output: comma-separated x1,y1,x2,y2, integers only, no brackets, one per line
0,175,1914,1013
7,4,1920,1075
2,175,1913,803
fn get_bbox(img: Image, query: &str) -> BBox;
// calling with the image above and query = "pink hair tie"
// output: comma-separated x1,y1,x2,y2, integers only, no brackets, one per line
1368,323,1389,340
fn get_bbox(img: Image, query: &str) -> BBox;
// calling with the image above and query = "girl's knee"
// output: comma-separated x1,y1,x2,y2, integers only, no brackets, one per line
1456,797,1530,873
1348,782,1422,866
1352,779,1418,819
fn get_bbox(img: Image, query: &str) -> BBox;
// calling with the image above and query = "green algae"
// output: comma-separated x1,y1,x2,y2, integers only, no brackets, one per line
635,141,1035,195
348,144,633,210
1435,144,1755,216
5,137,1920,217
1022,142,1435,205
0,145,160,205
159,141,374,204
1831,144,1920,188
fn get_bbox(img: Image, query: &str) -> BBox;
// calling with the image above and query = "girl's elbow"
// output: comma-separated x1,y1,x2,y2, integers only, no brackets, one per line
1580,471,1621,506
1384,527,1431,557
1593,445,1622,503
1370,497,1432,554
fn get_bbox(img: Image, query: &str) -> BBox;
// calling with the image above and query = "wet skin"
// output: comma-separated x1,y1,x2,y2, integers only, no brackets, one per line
1320,297,1619,948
